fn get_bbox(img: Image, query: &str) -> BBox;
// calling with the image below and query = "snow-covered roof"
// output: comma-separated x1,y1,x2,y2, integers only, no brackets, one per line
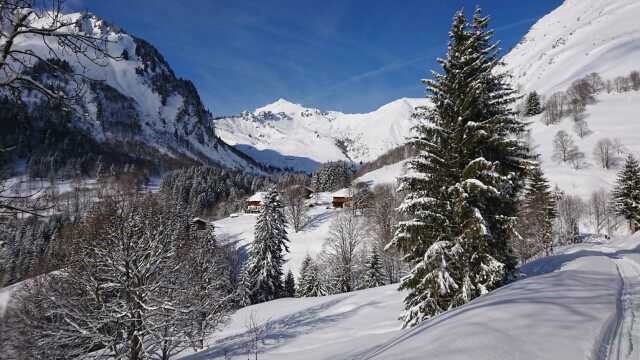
247,192,267,203
191,217,210,224
331,188,352,198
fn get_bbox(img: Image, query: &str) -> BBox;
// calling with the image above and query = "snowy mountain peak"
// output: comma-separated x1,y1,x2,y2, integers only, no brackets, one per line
255,98,310,115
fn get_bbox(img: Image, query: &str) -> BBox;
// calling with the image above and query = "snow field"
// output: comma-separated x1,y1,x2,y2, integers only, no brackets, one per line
180,234,640,360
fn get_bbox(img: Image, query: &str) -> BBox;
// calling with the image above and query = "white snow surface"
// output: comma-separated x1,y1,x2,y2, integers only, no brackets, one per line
179,234,640,360
529,91,640,198
502,0,640,95
215,194,339,277
343,89,640,201
354,160,408,188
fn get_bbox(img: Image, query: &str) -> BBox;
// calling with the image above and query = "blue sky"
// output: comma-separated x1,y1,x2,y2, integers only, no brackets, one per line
68,0,563,115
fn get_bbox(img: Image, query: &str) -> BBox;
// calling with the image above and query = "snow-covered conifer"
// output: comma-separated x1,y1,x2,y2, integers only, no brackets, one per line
235,264,253,307
284,270,296,297
388,9,529,327
612,155,640,233
361,247,385,289
248,188,289,303
525,91,543,116
515,164,557,261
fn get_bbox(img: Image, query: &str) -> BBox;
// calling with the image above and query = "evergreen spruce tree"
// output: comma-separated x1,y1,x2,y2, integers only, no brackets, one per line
612,155,640,233
296,254,312,297
388,9,529,327
516,164,557,261
235,264,252,308
361,248,385,289
247,188,289,303
525,91,542,116
284,270,296,297
296,255,325,297
304,263,326,297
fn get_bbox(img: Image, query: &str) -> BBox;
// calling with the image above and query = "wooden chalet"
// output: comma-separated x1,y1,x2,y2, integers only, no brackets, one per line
331,188,353,208
245,192,267,213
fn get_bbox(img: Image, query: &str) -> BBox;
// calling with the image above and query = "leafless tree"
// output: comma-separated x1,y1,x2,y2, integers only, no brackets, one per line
556,193,585,244
282,185,308,232
614,76,631,93
552,130,581,163
323,211,365,293
566,78,596,107
0,0,116,103
584,72,605,93
593,138,617,169
367,184,405,283
569,151,588,170
587,190,613,235
245,310,268,360
543,92,568,125
613,138,627,156
573,119,591,138
2,194,232,359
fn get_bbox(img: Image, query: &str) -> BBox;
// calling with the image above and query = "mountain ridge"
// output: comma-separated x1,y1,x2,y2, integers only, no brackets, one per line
2,11,270,176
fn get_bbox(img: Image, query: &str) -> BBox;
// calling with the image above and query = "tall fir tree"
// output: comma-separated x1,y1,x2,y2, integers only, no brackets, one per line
612,155,640,233
361,247,385,289
284,270,296,297
388,9,529,327
247,188,289,303
515,164,557,262
525,91,542,116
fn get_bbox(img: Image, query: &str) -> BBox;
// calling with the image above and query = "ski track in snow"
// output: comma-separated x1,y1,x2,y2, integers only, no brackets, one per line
603,255,640,360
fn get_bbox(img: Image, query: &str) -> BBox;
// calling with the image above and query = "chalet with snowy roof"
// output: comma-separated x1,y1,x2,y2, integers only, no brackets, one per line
191,217,213,231
331,188,353,208
245,191,267,213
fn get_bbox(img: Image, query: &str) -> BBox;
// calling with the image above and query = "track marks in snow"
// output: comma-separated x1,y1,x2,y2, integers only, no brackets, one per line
604,256,640,360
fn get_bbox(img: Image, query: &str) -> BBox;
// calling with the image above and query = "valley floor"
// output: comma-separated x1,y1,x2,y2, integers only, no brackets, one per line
181,234,640,360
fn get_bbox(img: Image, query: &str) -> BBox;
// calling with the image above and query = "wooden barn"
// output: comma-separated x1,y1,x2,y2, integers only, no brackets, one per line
331,188,353,208
191,217,213,231
245,192,267,213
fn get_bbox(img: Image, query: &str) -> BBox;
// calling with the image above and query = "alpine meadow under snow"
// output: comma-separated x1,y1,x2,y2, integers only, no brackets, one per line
2,0,640,359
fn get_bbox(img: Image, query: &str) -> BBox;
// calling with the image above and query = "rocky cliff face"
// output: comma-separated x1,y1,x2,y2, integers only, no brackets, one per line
2,12,267,177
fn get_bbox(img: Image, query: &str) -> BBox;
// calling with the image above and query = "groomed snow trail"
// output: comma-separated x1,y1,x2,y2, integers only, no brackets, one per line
606,255,640,360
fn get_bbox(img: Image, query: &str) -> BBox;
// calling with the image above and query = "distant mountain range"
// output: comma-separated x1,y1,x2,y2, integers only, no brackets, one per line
5,0,640,177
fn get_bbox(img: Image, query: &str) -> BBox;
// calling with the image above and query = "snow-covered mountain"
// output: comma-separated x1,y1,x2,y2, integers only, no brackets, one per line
502,0,640,94
6,12,265,173
214,98,427,173
216,0,640,176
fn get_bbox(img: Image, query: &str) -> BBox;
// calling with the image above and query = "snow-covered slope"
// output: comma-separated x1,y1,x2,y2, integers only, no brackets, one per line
529,91,640,198
503,0,640,94
181,234,640,360
214,98,427,172
358,90,640,199
353,160,407,188
6,12,264,172
215,193,338,276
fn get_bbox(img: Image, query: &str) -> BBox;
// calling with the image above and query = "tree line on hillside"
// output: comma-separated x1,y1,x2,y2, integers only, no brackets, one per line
519,69,640,172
